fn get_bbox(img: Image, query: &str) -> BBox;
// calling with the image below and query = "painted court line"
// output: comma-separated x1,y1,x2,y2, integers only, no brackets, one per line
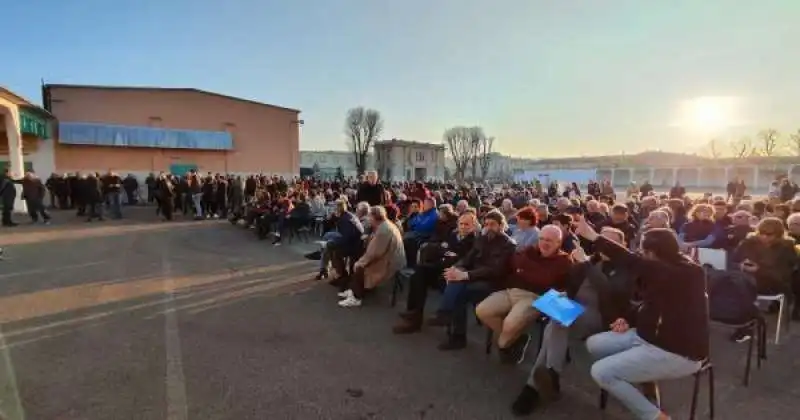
162,251,188,420
0,261,112,280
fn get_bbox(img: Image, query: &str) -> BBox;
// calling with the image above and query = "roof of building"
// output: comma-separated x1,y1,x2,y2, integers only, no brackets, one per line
44,83,300,113
374,138,445,149
0,86,55,119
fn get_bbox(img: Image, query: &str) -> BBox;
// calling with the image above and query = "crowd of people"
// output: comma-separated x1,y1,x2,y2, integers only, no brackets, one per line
228,170,797,420
2,167,799,418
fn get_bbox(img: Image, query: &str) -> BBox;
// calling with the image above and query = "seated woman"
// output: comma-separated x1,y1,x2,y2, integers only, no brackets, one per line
511,227,636,416
510,207,540,250
678,203,717,251
338,206,406,308
574,216,708,420
392,212,478,333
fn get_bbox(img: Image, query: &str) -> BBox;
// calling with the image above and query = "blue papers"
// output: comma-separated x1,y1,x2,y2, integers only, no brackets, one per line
533,289,585,327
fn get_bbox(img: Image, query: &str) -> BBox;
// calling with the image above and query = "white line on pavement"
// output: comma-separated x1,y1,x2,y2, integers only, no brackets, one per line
163,252,188,420
0,325,25,420
0,261,112,280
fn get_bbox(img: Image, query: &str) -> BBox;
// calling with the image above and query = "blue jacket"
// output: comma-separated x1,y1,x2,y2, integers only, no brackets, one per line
408,208,438,234
334,212,365,253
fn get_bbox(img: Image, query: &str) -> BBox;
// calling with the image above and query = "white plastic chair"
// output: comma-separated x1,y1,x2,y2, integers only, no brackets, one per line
756,293,787,344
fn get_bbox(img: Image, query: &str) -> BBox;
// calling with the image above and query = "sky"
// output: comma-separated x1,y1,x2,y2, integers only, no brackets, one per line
2,0,799,157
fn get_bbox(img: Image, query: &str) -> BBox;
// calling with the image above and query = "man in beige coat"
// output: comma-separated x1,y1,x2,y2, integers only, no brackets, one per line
339,206,406,307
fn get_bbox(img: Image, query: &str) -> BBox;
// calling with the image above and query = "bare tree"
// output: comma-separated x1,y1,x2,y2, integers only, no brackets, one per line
443,126,476,182
788,129,800,156
466,127,486,180
704,138,723,159
729,137,757,159
478,136,495,181
345,107,384,176
756,128,781,156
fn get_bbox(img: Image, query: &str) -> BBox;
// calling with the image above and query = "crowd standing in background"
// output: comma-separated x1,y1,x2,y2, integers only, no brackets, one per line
2,167,800,418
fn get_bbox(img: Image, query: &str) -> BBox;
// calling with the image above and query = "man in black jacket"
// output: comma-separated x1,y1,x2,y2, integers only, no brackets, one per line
393,212,479,334
356,171,385,206
437,210,516,351
0,169,20,227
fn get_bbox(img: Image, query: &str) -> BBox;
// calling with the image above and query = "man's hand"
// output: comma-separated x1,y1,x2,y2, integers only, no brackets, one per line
443,267,468,282
570,241,589,262
610,318,630,333
572,215,599,241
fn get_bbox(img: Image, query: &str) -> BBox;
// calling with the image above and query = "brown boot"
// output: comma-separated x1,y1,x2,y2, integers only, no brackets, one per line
392,312,422,334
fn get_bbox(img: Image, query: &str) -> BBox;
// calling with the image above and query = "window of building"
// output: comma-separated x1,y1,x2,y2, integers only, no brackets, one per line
416,151,425,162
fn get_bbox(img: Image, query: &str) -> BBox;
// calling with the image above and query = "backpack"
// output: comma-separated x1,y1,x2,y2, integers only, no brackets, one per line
706,268,758,324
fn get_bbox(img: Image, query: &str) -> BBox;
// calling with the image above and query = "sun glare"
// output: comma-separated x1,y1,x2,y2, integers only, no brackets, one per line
674,96,741,134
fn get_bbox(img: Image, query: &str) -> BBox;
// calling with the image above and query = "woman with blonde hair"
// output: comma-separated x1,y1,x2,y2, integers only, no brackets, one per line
678,203,717,251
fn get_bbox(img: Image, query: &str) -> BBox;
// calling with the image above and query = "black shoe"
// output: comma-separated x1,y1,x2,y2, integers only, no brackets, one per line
500,333,531,365
532,367,561,401
314,271,328,280
437,335,467,351
305,251,322,261
511,385,540,417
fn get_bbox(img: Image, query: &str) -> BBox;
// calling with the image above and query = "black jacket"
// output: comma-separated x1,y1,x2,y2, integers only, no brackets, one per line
455,232,516,285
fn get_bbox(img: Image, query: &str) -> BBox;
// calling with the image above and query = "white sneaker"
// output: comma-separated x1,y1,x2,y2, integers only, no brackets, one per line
338,295,362,308
337,289,353,299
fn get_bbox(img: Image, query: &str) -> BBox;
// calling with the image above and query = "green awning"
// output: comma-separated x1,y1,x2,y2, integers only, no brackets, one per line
19,110,51,138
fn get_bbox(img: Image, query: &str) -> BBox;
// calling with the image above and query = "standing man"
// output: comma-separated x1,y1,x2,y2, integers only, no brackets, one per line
0,168,20,227
356,171,386,206
21,172,51,224
102,170,123,219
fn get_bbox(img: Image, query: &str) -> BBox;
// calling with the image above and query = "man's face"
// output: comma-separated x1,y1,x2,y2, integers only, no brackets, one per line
483,218,502,235
457,215,476,236
367,173,377,184
423,199,435,212
536,206,548,220
537,229,562,256
713,204,728,219
409,203,420,213
611,210,627,224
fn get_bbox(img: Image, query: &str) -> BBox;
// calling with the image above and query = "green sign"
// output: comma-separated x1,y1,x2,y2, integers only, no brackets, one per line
19,110,51,138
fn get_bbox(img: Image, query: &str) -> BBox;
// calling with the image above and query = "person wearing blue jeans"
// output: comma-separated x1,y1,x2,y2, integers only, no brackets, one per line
571,215,710,420
588,328,701,420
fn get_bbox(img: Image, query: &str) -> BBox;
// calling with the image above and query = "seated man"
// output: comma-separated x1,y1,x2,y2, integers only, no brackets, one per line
338,206,406,307
403,197,439,267
317,200,364,282
512,227,636,416
435,210,516,351
392,211,479,334
475,225,573,365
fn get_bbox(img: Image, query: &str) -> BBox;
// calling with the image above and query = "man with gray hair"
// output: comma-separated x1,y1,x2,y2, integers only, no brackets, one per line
476,224,573,365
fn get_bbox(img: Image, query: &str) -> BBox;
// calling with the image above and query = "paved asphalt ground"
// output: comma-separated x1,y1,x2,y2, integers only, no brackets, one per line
0,207,798,420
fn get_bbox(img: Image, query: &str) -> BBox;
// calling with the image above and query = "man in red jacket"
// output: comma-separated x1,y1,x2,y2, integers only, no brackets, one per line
476,225,574,365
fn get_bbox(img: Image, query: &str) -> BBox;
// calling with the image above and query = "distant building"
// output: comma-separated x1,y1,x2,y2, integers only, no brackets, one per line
299,150,372,178
44,84,301,179
374,139,446,182
449,150,800,190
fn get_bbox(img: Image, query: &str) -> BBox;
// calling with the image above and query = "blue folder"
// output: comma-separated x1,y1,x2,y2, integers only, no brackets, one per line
533,289,585,327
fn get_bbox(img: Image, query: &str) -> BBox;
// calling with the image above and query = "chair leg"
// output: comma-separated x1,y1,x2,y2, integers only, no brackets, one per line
775,296,785,344
599,389,608,410
743,323,754,386
708,365,715,419
390,275,400,307
689,372,701,420
485,328,493,356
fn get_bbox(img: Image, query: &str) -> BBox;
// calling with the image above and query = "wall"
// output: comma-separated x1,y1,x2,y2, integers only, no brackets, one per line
49,86,300,177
